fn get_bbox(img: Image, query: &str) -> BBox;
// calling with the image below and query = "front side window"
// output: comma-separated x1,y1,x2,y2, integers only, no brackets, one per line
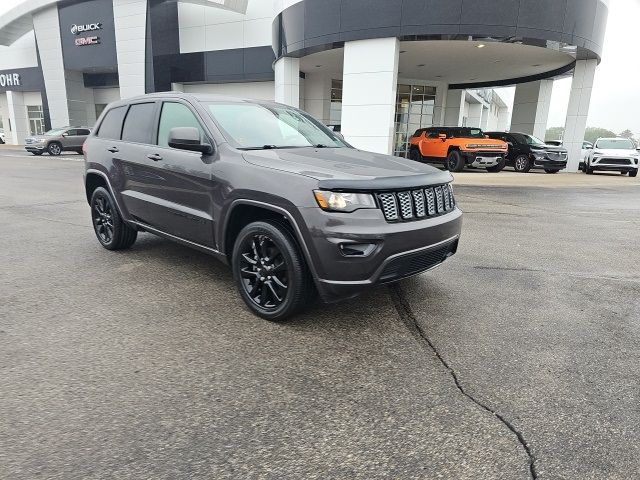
206,103,346,150
594,138,635,150
512,133,546,146
157,102,204,147
44,128,67,137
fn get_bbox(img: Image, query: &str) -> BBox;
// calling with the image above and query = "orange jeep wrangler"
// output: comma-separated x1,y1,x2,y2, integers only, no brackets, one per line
408,127,508,172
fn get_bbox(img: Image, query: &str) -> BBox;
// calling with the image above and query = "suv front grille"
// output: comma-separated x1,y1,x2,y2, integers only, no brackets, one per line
377,184,455,222
598,158,631,165
379,239,457,282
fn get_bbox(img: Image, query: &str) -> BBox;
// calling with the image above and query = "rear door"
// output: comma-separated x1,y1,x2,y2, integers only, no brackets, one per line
62,129,82,149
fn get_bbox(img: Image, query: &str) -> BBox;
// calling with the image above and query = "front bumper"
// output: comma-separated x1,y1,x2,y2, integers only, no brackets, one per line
533,158,567,170
25,145,46,153
591,164,638,172
298,206,463,302
462,151,504,168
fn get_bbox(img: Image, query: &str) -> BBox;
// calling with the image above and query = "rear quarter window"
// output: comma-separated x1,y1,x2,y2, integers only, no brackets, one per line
97,106,127,140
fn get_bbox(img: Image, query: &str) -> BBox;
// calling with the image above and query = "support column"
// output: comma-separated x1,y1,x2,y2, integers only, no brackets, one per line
114,0,148,99
274,57,300,107
432,85,447,126
480,105,489,129
509,80,553,138
33,6,70,128
6,91,29,144
563,60,597,172
443,89,465,126
303,73,332,124
341,37,399,154
467,103,483,128
65,71,89,127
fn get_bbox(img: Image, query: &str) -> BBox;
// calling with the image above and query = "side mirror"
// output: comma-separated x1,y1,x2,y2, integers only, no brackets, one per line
168,127,212,154
485,135,490,139
62,132,69,137
438,133,447,141
334,132,345,141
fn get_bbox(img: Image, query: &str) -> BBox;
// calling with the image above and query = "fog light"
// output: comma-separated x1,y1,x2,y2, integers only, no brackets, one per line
339,243,376,257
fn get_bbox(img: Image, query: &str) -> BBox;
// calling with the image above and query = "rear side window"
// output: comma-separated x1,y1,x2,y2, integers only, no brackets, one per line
157,102,204,147
122,103,156,144
97,106,127,140
66,129,78,136
77,129,91,136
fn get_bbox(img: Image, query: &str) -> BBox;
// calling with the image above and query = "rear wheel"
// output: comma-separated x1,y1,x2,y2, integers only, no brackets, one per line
630,170,638,178
409,148,422,162
232,220,313,321
47,142,62,156
513,154,531,173
544,168,560,174
486,157,506,173
31,151,43,156
90,187,137,250
446,150,465,172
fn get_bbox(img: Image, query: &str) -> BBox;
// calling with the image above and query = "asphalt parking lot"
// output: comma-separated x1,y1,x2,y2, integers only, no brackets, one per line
1,150,639,479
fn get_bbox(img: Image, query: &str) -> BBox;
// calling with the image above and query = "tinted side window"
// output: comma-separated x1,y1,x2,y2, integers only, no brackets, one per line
66,129,78,136
122,103,156,144
77,129,91,136
157,102,204,147
97,106,127,140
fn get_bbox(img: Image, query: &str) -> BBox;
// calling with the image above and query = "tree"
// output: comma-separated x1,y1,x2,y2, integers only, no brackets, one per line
584,127,617,144
545,127,564,142
619,129,634,139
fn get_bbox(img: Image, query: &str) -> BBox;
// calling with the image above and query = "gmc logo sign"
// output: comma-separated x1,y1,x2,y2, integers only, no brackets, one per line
71,23,102,35
75,36,100,46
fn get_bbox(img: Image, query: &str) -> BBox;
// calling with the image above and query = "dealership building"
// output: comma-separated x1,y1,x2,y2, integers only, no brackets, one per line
0,0,607,170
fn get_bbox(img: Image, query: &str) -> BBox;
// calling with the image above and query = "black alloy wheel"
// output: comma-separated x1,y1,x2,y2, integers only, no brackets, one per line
544,168,560,174
90,187,137,250
486,156,506,172
409,148,422,162
446,151,465,172
232,220,313,321
48,142,62,155
630,170,638,177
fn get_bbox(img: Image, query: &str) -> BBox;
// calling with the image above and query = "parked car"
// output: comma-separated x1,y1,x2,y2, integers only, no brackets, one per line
83,93,462,320
0,128,5,144
584,137,639,177
485,132,567,173
408,127,507,172
25,127,91,156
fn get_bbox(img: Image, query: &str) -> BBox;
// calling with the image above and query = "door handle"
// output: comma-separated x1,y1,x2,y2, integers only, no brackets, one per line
147,153,163,162
107,147,119,153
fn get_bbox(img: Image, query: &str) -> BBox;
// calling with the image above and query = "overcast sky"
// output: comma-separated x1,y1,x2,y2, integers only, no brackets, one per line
1,0,636,135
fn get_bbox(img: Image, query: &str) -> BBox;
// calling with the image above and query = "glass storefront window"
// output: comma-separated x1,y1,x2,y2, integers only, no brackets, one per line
393,84,437,157
330,79,343,125
27,105,45,136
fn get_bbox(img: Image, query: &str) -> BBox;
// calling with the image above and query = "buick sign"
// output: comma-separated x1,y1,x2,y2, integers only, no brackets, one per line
71,23,102,35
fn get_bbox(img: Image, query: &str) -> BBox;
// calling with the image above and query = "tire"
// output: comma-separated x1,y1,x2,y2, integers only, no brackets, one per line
90,187,137,250
630,170,638,178
486,156,506,173
47,142,62,156
232,220,314,321
585,164,593,174
446,150,465,172
32,151,43,156
409,148,422,162
544,168,560,174
513,154,531,173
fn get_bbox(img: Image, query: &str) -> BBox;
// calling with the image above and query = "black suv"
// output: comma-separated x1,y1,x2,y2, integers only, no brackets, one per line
485,131,568,173
83,93,462,320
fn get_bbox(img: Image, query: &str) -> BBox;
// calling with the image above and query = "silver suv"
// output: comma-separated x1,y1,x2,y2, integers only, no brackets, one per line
25,127,91,156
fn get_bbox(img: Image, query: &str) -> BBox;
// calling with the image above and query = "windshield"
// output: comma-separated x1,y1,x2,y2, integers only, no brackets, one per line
206,103,347,150
450,128,484,138
595,138,635,150
44,128,67,136
513,133,546,146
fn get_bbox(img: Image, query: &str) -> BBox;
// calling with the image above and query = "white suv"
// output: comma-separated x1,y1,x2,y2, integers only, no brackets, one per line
584,138,638,177
0,128,5,144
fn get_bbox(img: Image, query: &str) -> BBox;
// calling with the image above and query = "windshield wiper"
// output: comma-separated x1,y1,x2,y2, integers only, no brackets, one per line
315,144,329,148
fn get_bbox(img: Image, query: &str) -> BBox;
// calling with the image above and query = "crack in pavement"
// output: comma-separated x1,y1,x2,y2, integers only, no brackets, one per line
388,284,538,480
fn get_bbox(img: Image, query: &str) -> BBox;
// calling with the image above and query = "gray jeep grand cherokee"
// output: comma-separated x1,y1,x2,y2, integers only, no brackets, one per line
83,93,462,320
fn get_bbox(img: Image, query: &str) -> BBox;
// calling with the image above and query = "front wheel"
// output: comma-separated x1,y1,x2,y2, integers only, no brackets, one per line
513,155,531,173
544,168,560,174
232,220,313,321
31,151,43,156
409,148,422,162
630,170,638,178
90,187,137,250
486,157,506,173
47,142,62,156
446,151,465,172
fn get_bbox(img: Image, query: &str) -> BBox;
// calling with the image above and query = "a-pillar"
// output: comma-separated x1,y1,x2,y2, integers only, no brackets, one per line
274,57,300,108
563,60,598,172
443,89,465,126
509,80,553,138
6,91,29,144
341,37,399,154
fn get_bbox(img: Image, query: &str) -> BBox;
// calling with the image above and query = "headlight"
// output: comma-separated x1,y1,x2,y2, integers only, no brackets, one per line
313,190,377,213
36,138,46,143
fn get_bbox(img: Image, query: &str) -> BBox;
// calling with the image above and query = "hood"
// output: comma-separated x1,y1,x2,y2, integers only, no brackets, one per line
242,147,452,189
592,148,638,156
534,145,568,153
